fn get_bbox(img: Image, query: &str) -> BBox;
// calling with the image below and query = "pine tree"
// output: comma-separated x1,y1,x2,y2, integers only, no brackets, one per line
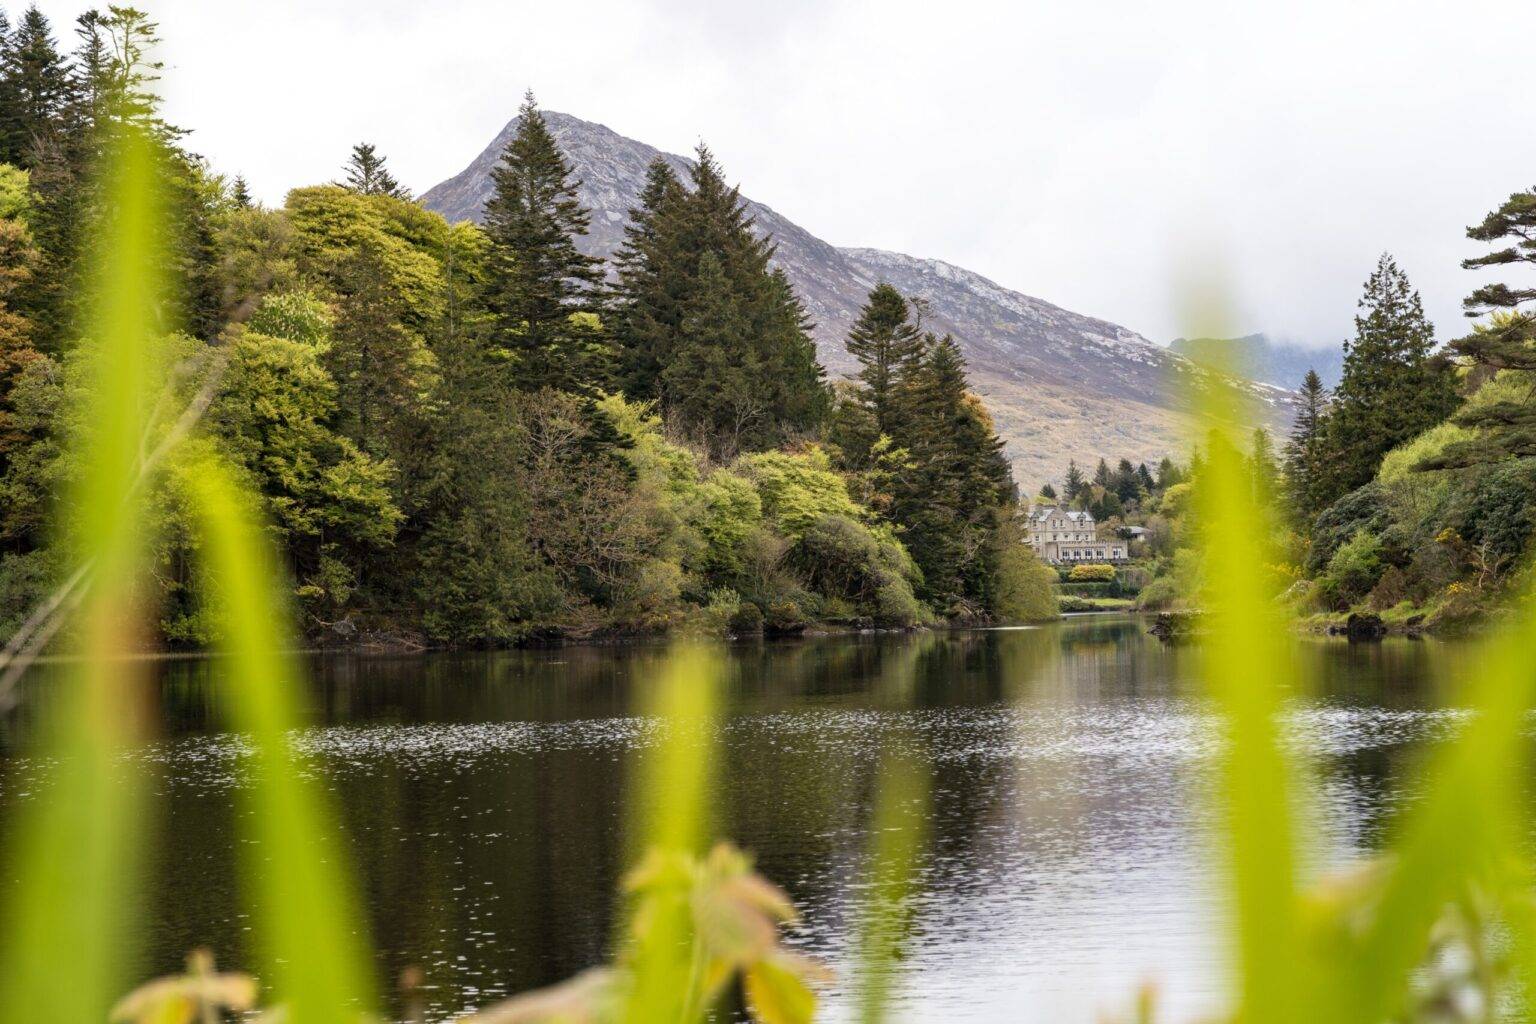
612,157,685,399
663,250,760,458
230,175,253,208
610,143,826,447
1136,462,1155,493
1094,458,1111,487
1064,459,1087,502
1156,456,1182,489
341,142,409,199
1250,427,1279,504
1421,186,1536,468
326,239,419,460
890,334,1014,608
483,91,604,392
0,6,71,167
845,283,926,437
1316,254,1458,503
1284,369,1331,524
1038,482,1057,501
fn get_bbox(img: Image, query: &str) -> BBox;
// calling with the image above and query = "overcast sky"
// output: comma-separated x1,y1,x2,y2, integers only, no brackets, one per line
28,0,1535,349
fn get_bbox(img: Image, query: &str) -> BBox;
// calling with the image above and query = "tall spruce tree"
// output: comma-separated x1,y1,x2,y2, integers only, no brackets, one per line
1064,459,1087,503
1316,254,1458,503
845,283,926,437
610,143,826,447
1283,369,1331,523
0,6,71,167
612,156,685,399
341,142,409,199
483,91,605,392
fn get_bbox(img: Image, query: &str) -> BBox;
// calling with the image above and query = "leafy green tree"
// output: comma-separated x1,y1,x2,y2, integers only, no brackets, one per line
483,91,605,392
1317,255,1458,503
340,142,409,200
0,164,39,480
209,311,402,622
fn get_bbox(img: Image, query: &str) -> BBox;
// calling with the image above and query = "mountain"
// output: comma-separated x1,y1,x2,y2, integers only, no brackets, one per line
1169,333,1344,390
422,111,1290,488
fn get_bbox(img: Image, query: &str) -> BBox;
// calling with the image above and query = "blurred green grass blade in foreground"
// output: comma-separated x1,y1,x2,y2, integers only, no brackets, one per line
186,456,377,1023
0,127,160,1024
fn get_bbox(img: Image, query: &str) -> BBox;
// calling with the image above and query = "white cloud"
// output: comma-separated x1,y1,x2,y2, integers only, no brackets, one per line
26,0,1536,349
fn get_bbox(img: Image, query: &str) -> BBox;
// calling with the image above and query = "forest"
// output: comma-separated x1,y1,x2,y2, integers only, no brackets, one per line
0,5,1058,648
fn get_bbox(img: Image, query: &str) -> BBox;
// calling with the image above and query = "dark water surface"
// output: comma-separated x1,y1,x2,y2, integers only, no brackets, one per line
0,616,1463,1021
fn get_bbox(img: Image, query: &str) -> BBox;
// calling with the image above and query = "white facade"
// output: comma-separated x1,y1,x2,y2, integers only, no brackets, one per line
1024,507,1128,563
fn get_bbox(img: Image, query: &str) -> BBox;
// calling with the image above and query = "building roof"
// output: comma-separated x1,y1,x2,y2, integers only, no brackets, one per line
1028,506,1095,525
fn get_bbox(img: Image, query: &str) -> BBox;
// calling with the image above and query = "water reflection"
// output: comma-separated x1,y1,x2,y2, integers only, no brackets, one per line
0,617,1456,1022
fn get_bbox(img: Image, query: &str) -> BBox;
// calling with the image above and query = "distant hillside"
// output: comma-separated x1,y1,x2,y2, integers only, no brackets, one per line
1169,333,1344,391
423,111,1291,486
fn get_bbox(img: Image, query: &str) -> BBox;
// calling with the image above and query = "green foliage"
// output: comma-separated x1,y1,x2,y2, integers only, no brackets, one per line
990,542,1058,622
1313,254,1459,506
483,92,606,392
1068,562,1116,582
1320,530,1384,607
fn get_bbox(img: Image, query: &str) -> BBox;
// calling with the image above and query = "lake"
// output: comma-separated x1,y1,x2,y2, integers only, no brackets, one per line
0,616,1461,1022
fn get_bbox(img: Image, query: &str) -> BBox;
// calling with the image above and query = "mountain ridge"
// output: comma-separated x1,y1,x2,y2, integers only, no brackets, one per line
421,111,1288,487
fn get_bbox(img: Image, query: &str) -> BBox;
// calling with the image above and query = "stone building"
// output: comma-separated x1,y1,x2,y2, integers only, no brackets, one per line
1025,506,1128,563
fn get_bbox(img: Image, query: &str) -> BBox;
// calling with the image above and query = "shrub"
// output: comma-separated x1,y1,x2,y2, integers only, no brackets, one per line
1068,563,1116,582
1137,576,1180,611
1367,564,1409,611
1459,458,1536,574
1307,482,1390,574
728,600,764,635
992,545,1058,622
784,514,924,626
1322,530,1384,606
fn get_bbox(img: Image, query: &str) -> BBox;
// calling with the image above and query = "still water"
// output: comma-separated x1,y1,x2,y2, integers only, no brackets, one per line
0,615,1462,1022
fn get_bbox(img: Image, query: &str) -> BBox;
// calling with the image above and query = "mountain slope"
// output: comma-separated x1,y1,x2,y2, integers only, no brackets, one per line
1170,333,1344,390
422,111,1286,487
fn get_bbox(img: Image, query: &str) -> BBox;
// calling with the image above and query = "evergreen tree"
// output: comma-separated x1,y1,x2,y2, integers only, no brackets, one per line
662,250,760,458
1064,459,1087,502
230,174,253,208
1112,457,1140,504
1038,482,1057,501
0,6,71,167
1316,254,1458,502
611,143,826,448
845,283,926,437
1136,462,1155,492
1422,186,1536,468
483,91,604,392
612,156,685,399
1156,456,1182,489
890,335,1013,608
1094,458,1111,487
1284,369,1331,523
1250,427,1279,504
326,240,419,460
341,142,409,199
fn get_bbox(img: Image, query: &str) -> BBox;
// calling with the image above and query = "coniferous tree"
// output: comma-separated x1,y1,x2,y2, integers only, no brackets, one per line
612,156,685,399
483,91,604,392
663,250,759,458
230,175,253,208
1316,254,1458,503
1156,456,1182,489
1250,427,1279,503
1094,458,1111,487
326,240,418,460
1420,186,1536,468
1064,459,1087,503
0,6,71,167
341,142,409,199
612,143,826,447
1038,482,1057,501
845,283,926,438
1136,462,1155,493
1284,369,1331,523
